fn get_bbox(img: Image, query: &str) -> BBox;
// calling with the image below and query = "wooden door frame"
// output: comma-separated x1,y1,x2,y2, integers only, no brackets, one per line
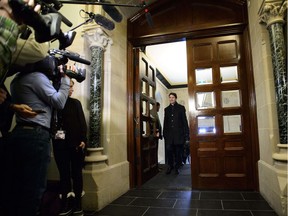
127,0,259,190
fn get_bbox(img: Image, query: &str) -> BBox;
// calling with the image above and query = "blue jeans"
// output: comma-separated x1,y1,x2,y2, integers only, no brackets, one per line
2,126,51,216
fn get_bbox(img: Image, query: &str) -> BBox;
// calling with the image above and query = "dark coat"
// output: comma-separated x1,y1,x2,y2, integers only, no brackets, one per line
55,97,87,149
163,102,189,146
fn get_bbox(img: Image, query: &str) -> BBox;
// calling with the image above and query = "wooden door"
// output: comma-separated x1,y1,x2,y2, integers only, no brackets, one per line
134,49,158,186
187,35,255,190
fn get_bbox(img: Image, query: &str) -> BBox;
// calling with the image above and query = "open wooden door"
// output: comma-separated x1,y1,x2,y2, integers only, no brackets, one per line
187,34,256,190
133,49,158,186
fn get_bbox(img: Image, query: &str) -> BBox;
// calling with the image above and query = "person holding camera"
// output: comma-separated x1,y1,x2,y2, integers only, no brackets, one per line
0,25,52,213
2,64,70,216
52,79,87,216
0,0,41,81
0,0,47,139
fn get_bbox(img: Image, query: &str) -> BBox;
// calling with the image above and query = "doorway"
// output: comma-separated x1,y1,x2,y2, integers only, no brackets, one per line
145,41,189,166
127,0,259,190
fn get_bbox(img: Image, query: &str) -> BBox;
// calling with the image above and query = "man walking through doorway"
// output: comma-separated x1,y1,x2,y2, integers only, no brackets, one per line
163,92,189,175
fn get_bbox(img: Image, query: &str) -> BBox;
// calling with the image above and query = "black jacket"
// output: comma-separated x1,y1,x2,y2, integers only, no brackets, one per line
54,97,87,148
163,102,189,145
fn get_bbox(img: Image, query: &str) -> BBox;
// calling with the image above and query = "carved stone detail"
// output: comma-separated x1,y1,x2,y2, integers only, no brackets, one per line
259,0,287,27
84,28,112,49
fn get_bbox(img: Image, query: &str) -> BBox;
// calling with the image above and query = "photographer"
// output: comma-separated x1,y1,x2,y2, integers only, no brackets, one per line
2,63,70,216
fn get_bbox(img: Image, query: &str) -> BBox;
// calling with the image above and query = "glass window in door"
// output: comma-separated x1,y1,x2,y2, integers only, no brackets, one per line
221,90,240,108
197,116,216,134
196,92,215,109
196,68,213,85
223,115,242,133
220,66,238,83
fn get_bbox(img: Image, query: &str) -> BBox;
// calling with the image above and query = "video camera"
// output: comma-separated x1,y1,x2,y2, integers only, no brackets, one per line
6,0,92,86
48,49,90,84
8,0,74,50
9,49,90,88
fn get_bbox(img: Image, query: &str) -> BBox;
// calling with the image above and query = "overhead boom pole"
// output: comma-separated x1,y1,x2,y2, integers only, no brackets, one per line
59,0,144,7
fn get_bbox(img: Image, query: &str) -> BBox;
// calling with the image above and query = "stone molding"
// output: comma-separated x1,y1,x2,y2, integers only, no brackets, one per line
259,0,287,27
84,27,113,49
273,144,288,163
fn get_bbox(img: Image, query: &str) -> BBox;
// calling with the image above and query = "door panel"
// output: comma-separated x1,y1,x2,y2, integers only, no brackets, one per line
187,35,254,190
134,49,158,186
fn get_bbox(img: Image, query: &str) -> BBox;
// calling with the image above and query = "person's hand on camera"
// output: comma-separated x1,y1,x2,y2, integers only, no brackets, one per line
11,104,38,118
0,0,41,22
0,88,7,104
67,65,77,74
58,65,68,78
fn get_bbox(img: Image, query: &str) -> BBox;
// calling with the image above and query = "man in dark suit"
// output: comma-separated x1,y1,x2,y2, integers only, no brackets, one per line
163,92,189,175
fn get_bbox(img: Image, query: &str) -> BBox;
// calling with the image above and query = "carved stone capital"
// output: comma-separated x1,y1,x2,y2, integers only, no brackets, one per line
259,0,287,27
84,27,113,49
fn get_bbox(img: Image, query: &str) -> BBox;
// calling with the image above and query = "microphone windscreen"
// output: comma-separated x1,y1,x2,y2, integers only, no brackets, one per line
94,14,115,31
102,1,123,23
145,10,153,27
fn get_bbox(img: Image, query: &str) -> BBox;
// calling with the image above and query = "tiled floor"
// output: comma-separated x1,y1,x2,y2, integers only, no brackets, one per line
88,190,277,216
85,165,278,216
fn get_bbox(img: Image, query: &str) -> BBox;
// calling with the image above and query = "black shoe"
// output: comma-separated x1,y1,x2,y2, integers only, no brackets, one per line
166,167,173,174
59,196,73,216
175,169,180,175
72,196,84,216
72,208,84,216
58,206,72,216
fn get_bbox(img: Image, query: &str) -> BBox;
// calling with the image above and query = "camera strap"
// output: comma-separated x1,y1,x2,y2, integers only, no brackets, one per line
51,108,63,135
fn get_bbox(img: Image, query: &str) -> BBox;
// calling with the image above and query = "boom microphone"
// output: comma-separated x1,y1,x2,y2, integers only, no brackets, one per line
101,0,123,22
94,14,115,30
82,10,115,31
145,9,153,27
142,1,153,27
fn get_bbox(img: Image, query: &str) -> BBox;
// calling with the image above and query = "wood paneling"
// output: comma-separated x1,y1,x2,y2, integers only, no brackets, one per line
128,0,248,46
127,0,259,190
187,35,254,189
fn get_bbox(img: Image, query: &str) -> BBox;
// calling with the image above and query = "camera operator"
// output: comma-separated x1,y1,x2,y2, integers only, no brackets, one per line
0,0,47,140
0,32,49,214
0,31,50,169
0,0,41,79
2,62,70,216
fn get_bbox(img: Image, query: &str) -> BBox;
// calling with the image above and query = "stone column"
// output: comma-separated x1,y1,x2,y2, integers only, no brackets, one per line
258,3,287,215
259,0,287,145
84,28,112,147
